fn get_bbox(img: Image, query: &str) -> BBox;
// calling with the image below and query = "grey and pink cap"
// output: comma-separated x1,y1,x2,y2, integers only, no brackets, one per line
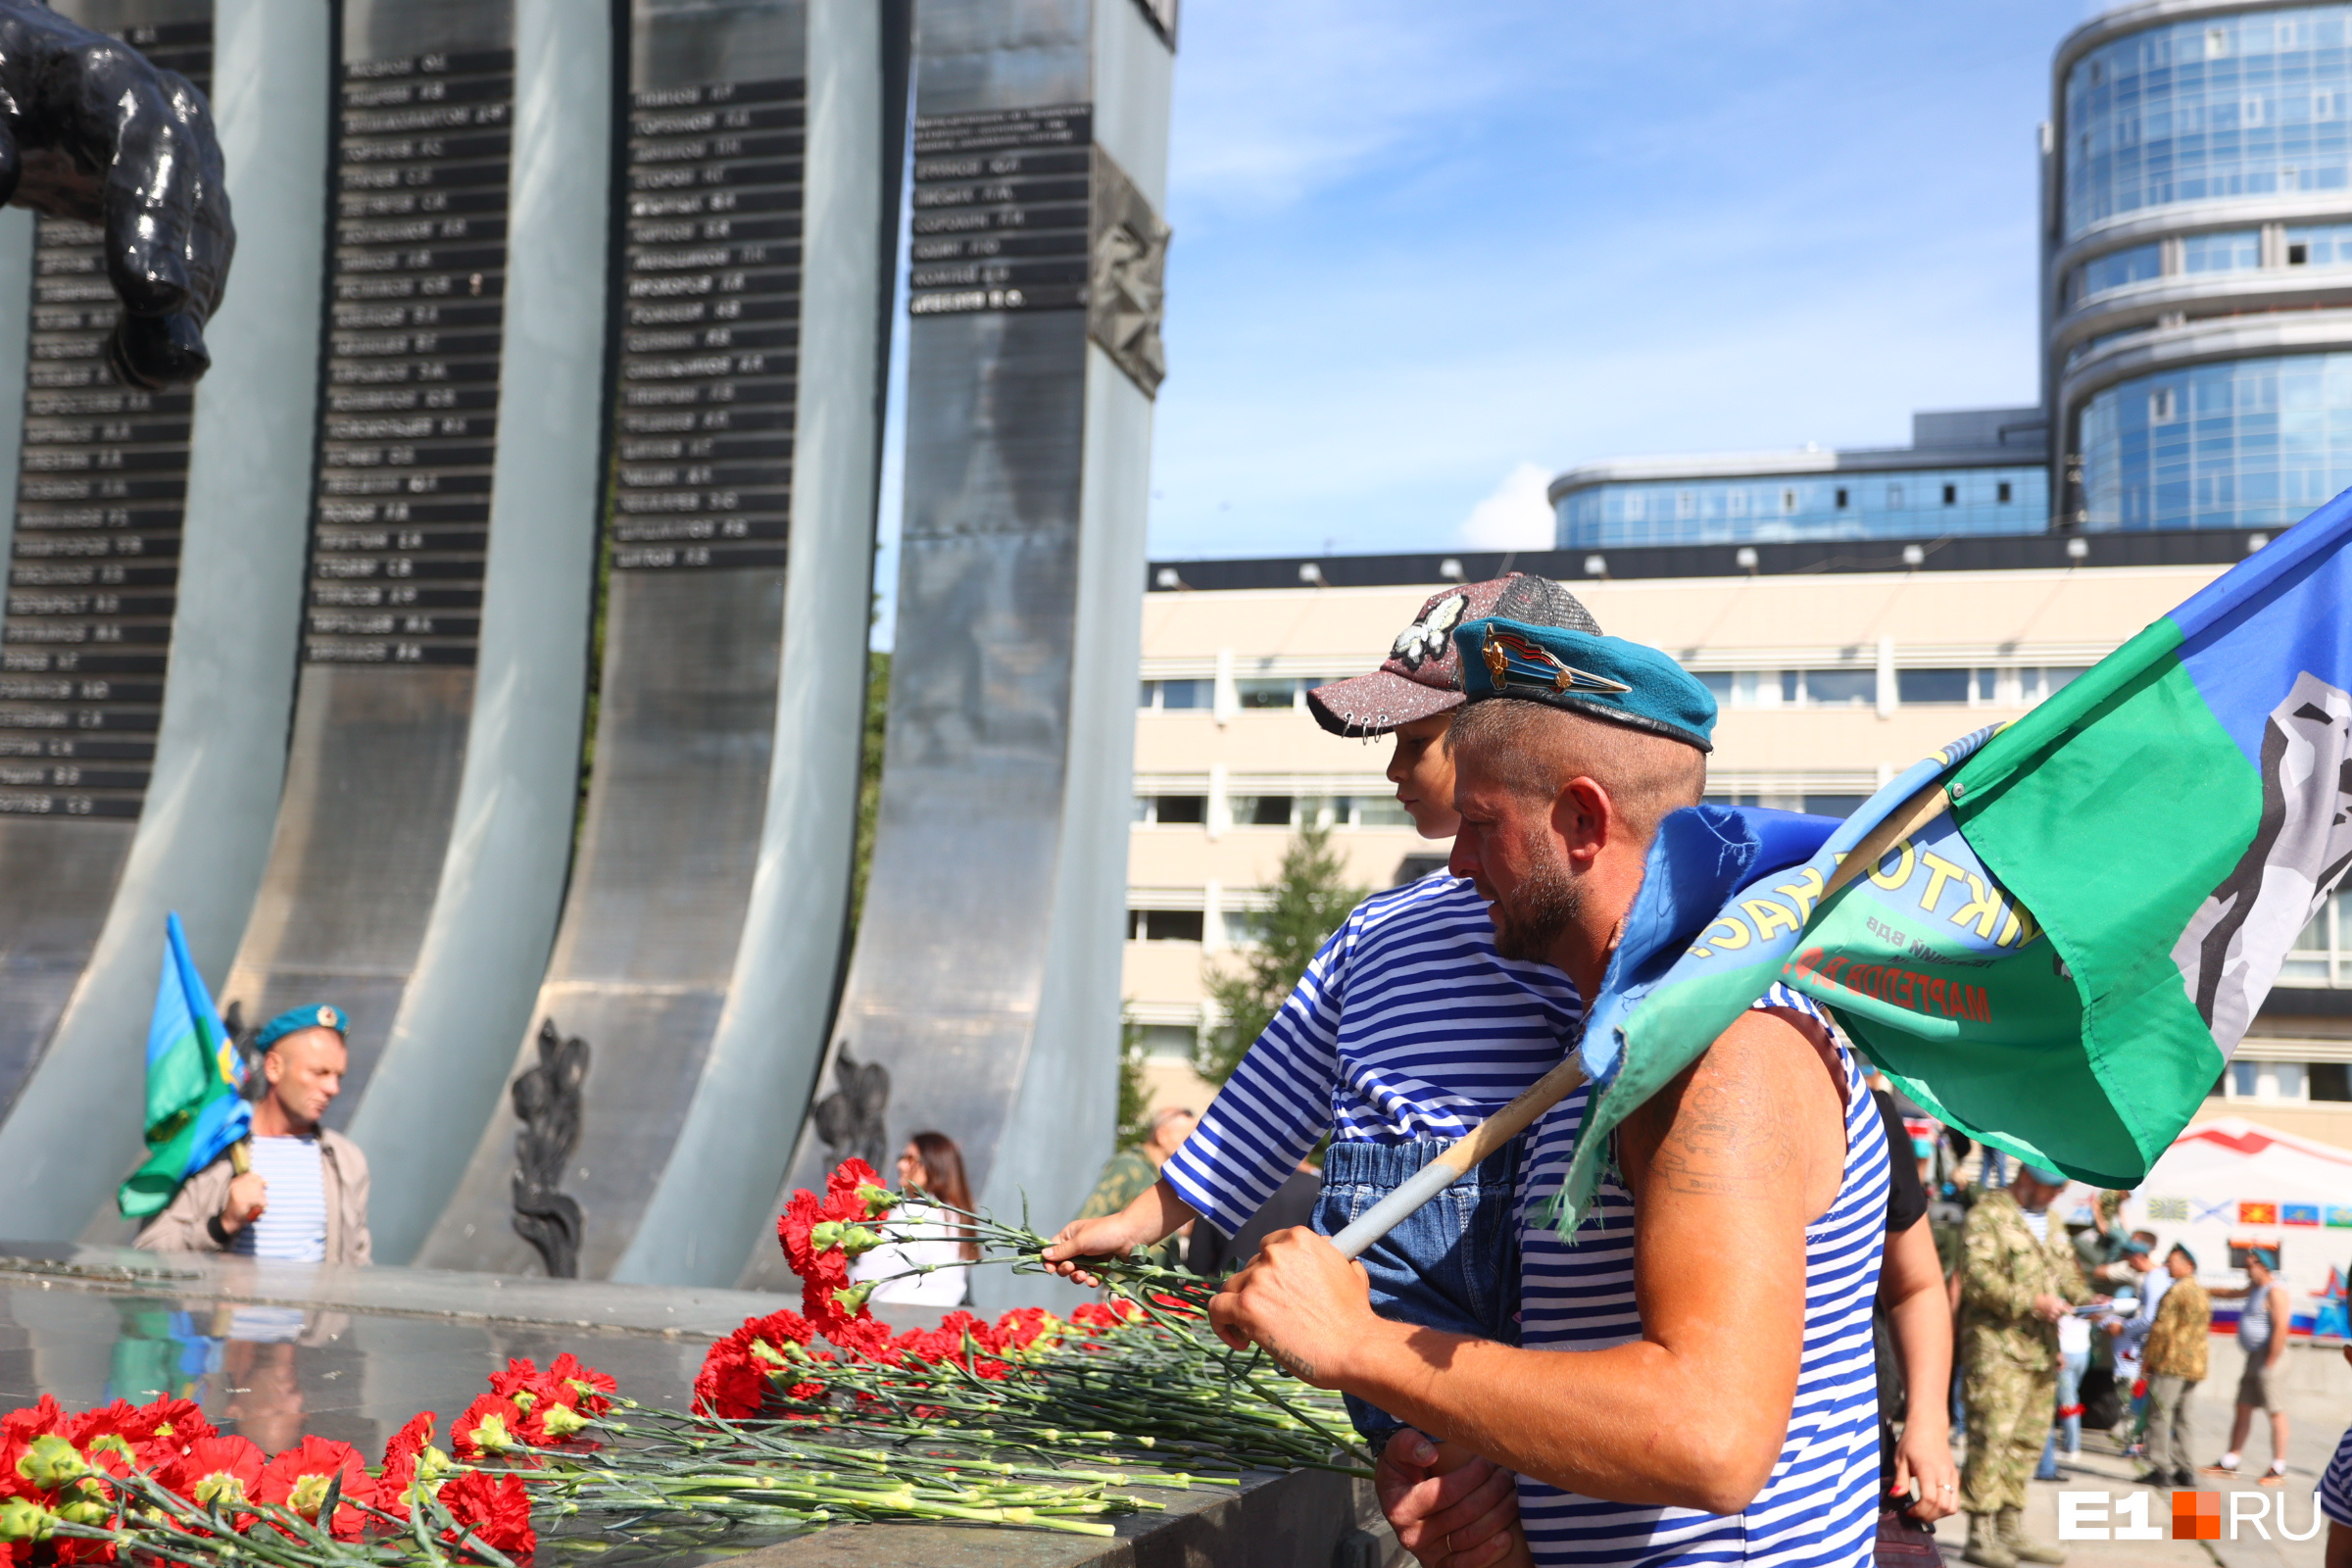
1305,573,1602,738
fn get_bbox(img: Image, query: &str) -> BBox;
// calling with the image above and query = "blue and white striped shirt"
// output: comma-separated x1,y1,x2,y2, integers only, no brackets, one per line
1515,987,1888,1568
2322,1420,2352,1528
232,1135,330,1263
1162,875,1582,1235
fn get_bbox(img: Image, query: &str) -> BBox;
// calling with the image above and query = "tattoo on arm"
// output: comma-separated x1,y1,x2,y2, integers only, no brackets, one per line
1644,1066,1796,1199
1266,1344,1316,1383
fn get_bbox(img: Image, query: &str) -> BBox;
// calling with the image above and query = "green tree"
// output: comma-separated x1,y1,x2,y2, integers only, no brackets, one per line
848,649,890,931
1114,1010,1152,1152
1197,821,1364,1085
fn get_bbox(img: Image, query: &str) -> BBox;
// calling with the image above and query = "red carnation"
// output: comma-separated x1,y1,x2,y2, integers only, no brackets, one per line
450,1396,532,1462
163,1434,266,1522
3,1396,66,1445
691,1339,766,1421
748,1310,814,1348
374,1412,439,1519
823,1158,885,1218
438,1469,535,1562
255,1435,374,1540
777,1190,823,1275
993,1306,1057,1350
382,1411,436,1470
544,1352,616,1417
486,1357,543,1409
127,1397,214,1463
824,1315,900,1364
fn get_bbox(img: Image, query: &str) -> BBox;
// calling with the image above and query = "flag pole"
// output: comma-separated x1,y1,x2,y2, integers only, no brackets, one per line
1330,1056,1586,1259
1330,779,1952,1261
228,1140,251,1177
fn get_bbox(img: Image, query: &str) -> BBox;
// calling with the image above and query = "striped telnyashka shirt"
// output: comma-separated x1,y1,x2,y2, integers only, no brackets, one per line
2321,1420,2352,1529
1161,874,1582,1235
233,1134,330,1263
1514,987,1889,1568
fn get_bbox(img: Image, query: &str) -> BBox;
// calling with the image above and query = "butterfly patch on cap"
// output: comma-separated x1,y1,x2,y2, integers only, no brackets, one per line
1390,592,1466,671
1304,573,1605,738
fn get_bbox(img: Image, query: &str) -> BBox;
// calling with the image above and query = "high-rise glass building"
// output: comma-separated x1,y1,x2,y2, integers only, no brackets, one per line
2052,2,2352,531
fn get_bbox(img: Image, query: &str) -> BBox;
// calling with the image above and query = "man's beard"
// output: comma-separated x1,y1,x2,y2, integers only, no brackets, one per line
1490,837,1583,961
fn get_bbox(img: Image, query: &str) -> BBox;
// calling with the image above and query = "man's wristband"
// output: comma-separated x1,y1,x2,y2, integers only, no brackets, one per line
206,1212,233,1247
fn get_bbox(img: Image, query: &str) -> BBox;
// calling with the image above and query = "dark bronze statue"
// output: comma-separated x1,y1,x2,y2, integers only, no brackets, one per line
811,1041,890,1174
511,1017,590,1278
0,2,231,387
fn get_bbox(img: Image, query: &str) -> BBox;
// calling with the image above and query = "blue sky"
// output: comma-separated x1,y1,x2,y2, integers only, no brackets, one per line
872,0,2098,634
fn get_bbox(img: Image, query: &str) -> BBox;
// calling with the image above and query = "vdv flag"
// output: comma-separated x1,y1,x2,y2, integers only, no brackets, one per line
1546,494,2352,1232
118,913,248,1220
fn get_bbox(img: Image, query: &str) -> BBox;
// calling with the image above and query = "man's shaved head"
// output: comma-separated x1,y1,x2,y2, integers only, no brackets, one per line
1447,699,1707,843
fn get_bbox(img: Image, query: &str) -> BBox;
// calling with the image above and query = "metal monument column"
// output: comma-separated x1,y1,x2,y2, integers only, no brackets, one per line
220,0,612,1262
0,5,211,1116
420,0,907,1283
740,0,1172,1307
0,0,330,1241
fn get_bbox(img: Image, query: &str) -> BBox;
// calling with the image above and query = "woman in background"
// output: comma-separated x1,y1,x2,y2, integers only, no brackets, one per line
851,1131,976,1305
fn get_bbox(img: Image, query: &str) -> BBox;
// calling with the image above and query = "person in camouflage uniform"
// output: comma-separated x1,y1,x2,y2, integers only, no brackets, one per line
1960,1165,2095,1568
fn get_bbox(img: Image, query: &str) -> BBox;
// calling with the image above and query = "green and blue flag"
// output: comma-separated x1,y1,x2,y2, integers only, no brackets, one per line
1545,497,2352,1231
117,913,248,1220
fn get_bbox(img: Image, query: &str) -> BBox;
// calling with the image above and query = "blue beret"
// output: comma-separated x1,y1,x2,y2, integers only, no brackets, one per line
254,1004,346,1052
1453,617,1717,753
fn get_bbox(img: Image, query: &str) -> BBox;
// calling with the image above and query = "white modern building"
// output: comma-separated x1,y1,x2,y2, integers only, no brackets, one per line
1128,535,2352,1150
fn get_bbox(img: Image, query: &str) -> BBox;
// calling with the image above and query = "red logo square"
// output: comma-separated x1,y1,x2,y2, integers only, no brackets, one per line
2172,1491,2220,1541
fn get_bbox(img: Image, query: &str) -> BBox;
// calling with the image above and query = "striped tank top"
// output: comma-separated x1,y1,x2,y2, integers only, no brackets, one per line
1163,874,1581,1235
1515,986,1889,1568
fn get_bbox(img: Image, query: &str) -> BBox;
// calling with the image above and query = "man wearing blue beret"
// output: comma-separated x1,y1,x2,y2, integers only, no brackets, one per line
134,1004,372,1265
1211,617,1899,1568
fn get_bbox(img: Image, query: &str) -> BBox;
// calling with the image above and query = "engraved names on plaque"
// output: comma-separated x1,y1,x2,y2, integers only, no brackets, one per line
0,21,212,821
906,106,1092,318
308,46,515,667
612,76,805,573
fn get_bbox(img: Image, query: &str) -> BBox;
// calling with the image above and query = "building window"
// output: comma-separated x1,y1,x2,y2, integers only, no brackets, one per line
2282,888,2348,986
1355,795,1413,828
2312,1062,2350,1102
1799,669,1875,707
1941,484,1957,506
1236,678,1298,710
1897,668,1970,705
1803,795,1868,818
1128,908,1204,942
1835,487,1848,509
1141,678,1210,710
1135,1024,1197,1059
1888,484,1904,508
1230,794,1294,826
2180,229,2261,274
1997,481,2013,503
1134,793,1204,825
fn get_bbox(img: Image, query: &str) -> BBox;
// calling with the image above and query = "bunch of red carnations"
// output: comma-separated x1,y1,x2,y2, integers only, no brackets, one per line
0,1357,602,1566
691,1158,1362,1480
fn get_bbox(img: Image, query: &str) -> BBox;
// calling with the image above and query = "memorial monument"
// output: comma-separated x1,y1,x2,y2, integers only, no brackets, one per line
421,0,909,1284
0,0,332,1244
216,0,612,1263
734,0,1174,1307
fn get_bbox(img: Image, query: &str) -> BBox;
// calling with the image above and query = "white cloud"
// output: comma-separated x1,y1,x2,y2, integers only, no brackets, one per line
1459,462,1557,550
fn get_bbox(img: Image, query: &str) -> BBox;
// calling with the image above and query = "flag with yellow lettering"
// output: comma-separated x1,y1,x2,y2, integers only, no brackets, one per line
1545,494,2352,1233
